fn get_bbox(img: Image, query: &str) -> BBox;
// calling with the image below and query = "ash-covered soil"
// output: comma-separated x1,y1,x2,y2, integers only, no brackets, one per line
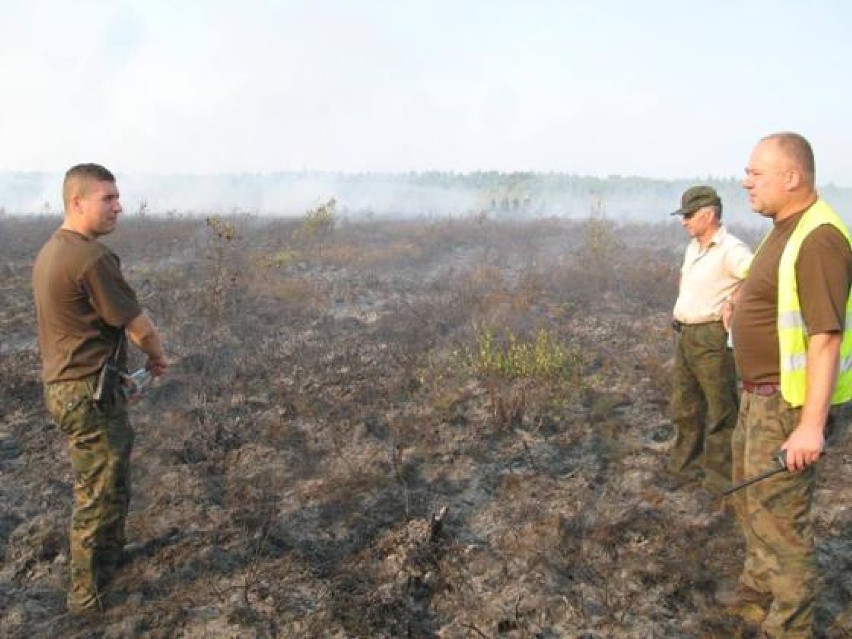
1,214,850,639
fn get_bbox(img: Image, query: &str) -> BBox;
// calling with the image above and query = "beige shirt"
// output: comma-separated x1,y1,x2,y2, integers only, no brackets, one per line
673,227,753,324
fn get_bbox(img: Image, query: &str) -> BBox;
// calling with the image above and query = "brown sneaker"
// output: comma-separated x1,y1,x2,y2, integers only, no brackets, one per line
67,600,101,617
67,591,103,616
715,583,770,624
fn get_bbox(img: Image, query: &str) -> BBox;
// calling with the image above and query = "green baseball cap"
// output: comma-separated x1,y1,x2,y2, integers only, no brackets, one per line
671,185,722,216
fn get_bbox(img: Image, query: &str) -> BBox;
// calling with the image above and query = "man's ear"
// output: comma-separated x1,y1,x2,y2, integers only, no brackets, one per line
68,193,82,214
785,169,803,191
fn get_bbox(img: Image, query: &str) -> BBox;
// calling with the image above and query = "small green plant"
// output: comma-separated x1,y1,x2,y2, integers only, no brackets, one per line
580,195,624,287
296,197,337,243
460,325,583,382
205,215,242,325
256,248,296,269
582,219,622,265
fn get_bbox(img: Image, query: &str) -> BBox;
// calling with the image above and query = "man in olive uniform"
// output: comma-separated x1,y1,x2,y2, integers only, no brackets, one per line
32,163,168,613
668,186,753,492
723,133,852,638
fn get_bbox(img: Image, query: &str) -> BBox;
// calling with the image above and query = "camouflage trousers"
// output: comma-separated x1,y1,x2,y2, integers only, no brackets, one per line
668,321,738,492
44,374,134,612
731,391,816,639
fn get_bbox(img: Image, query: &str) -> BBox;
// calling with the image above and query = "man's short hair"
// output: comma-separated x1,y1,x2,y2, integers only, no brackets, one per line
762,132,815,186
63,163,116,210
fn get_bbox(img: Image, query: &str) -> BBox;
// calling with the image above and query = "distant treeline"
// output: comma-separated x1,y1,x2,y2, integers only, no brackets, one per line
2,171,851,226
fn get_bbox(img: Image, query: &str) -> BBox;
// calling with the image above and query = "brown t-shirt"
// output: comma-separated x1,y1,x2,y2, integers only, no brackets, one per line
32,229,142,383
732,209,852,383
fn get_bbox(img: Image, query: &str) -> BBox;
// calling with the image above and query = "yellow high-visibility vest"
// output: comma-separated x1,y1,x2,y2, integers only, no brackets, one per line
775,199,852,406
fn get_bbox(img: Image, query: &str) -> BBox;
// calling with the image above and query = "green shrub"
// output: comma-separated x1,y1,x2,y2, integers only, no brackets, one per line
296,197,337,243
459,325,583,381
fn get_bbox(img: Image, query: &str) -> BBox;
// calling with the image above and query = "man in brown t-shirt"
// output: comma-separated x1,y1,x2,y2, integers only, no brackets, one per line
719,134,852,638
32,163,168,614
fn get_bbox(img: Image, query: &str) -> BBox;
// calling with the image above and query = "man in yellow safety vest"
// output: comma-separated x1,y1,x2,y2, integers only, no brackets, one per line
721,132,852,638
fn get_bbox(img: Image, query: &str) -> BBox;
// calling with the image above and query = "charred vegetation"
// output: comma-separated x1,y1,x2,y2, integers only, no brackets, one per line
1,212,850,638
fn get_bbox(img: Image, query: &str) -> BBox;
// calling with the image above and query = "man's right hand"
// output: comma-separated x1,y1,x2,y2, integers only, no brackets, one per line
782,423,825,472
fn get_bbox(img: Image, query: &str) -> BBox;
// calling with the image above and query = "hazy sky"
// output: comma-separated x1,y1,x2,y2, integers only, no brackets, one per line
2,0,851,185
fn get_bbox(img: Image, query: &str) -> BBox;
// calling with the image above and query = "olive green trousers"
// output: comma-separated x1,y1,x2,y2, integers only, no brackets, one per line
44,375,133,612
668,321,738,492
731,391,817,639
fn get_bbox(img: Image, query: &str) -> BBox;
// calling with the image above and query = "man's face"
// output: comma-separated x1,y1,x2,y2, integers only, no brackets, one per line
742,140,790,218
73,180,122,237
680,206,713,238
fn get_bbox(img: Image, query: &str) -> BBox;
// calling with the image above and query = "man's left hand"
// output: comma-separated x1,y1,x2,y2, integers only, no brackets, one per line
721,299,734,331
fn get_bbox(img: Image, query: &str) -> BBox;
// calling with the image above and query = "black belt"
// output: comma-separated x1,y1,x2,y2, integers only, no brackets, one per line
672,319,722,332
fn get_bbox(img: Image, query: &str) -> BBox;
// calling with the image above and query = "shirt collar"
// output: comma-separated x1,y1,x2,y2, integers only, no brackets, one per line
708,226,726,246
691,225,725,251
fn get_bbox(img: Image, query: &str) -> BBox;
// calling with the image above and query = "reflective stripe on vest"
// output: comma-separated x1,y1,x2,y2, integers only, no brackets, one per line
775,199,852,407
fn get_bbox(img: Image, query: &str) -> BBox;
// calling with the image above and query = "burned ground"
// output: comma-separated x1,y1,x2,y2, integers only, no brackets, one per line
1,213,850,638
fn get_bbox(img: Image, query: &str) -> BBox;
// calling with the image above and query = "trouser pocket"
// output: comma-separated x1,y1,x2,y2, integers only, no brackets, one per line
44,377,102,437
